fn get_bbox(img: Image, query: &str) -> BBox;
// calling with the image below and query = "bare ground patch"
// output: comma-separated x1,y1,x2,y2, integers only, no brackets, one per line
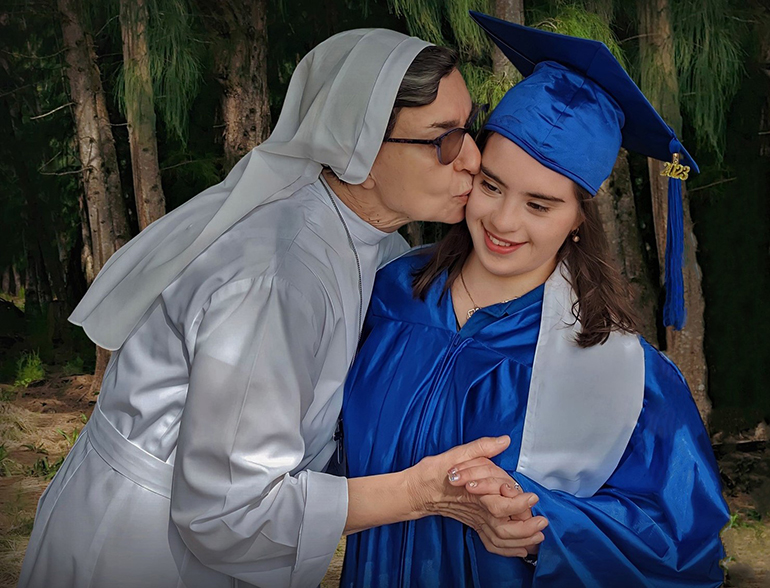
1,374,767,588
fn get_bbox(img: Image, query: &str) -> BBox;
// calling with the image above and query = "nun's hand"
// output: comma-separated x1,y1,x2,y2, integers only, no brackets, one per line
446,456,545,556
406,436,547,557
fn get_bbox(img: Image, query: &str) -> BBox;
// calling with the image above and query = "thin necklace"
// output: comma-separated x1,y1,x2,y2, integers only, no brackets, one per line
459,270,519,320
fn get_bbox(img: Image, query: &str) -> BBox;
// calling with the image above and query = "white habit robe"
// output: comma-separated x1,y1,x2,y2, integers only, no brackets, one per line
18,178,407,588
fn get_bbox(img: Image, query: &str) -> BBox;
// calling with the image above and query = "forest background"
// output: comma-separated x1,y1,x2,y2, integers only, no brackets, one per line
0,0,769,584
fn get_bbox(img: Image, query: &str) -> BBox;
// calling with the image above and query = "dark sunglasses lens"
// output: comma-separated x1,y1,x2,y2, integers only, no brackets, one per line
438,129,465,165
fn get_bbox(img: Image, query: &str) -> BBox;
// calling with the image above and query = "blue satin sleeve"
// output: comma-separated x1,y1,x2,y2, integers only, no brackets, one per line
472,339,729,587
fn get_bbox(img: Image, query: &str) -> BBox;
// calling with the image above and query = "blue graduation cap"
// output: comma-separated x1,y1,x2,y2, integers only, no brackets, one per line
470,10,695,330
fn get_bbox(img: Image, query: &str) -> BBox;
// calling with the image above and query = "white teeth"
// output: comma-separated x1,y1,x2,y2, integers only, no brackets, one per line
487,231,512,247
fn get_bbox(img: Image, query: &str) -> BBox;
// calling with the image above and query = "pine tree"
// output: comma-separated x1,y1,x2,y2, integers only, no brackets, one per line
59,0,132,390
119,0,165,230
638,0,711,423
199,0,270,171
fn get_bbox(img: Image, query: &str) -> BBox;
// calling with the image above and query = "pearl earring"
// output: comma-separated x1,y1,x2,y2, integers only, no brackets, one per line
571,230,580,243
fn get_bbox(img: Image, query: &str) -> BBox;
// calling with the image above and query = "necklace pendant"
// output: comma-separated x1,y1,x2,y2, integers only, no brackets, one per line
467,307,479,320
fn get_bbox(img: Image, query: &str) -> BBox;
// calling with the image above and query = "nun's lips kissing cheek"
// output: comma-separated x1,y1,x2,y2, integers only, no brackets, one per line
483,225,525,255
455,187,473,202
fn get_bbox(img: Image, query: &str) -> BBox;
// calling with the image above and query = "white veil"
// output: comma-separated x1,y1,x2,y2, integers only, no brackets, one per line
70,29,430,351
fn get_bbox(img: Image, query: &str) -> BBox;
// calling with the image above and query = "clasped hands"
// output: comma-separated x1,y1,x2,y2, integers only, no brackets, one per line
407,435,547,558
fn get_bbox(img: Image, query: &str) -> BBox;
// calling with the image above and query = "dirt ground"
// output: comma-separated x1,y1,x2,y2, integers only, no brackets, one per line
1,374,768,588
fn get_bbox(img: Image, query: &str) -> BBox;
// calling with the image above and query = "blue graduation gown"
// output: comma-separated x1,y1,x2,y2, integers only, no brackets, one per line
341,252,728,587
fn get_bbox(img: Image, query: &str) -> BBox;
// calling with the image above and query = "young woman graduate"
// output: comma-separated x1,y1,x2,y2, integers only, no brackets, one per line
341,13,730,588
19,28,545,588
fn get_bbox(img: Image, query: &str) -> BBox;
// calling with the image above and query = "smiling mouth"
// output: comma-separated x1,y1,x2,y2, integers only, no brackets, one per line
484,227,523,248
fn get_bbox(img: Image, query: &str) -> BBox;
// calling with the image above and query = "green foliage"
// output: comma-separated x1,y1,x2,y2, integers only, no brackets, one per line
462,3,626,113
672,0,744,161
13,351,44,389
62,356,86,376
22,442,48,455
57,427,80,448
388,0,492,59
29,456,64,480
0,444,18,477
459,62,517,111
116,0,203,143
726,510,765,537
531,2,626,68
388,0,446,45
446,0,494,60
0,388,18,402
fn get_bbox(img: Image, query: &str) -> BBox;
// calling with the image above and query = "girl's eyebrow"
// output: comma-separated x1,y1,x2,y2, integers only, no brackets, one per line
526,192,565,203
480,165,508,189
482,165,565,202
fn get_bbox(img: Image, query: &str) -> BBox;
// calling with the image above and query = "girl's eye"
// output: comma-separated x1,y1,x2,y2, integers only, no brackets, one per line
527,201,550,213
480,180,500,194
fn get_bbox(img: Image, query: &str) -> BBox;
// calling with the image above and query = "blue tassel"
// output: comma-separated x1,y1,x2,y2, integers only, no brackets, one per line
662,174,686,330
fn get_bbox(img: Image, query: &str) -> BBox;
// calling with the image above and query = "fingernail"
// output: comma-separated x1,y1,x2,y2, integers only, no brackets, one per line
537,518,547,530
448,471,460,483
503,483,512,491
468,480,478,488
496,435,508,443
528,495,539,507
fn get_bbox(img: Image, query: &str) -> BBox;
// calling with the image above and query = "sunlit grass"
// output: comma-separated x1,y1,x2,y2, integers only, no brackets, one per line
13,352,45,389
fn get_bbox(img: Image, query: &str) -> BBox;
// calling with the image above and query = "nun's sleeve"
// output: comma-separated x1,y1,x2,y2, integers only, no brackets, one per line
487,341,728,587
170,275,347,588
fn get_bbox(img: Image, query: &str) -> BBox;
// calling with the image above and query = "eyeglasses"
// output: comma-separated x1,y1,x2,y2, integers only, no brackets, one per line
384,103,489,165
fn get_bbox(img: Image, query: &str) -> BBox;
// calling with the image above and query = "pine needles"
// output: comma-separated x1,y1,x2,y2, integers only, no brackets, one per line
117,0,202,144
532,2,627,69
673,0,744,161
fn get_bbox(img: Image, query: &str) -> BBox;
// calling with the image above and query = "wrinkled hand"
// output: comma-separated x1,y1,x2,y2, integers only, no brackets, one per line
448,456,545,557
406,436,548,558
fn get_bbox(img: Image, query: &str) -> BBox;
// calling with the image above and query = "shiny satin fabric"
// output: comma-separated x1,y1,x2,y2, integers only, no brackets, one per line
485,62,624,195
19,181,407,588
341,252,728,587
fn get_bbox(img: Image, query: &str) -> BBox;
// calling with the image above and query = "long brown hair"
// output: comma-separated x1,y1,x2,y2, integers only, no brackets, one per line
412,135,640,348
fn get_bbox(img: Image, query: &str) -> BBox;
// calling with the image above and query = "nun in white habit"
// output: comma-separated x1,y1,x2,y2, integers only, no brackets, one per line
19,28,546,588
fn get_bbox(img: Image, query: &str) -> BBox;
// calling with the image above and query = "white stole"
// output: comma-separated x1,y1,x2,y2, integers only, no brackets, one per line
516,265,645,497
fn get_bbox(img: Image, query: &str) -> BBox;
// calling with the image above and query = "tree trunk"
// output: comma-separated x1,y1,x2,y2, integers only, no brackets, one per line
1,268,9,293
638,0,711,424
759,4,770,160
78,190,95,285
59,0,132,391
492,0,524,77
24,236,45,315
406,222,423,247
584,0,613,22
210,0,271,171
12,265,22,296
1,84,66,314
594,149,657,341
120,0,166,230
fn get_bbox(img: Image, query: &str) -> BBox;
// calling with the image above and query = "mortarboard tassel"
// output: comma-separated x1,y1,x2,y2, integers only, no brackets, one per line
661,141,688,330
